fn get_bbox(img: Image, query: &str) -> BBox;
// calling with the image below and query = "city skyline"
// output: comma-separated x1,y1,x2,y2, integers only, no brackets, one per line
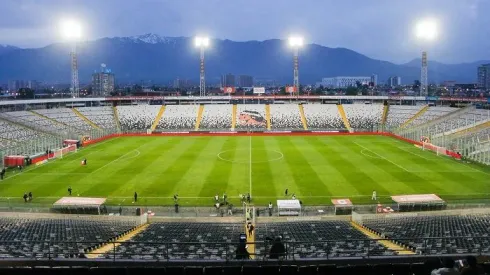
0,0,489,64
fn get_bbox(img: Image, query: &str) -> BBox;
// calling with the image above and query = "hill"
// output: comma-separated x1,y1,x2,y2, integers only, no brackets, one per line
0,34,485,84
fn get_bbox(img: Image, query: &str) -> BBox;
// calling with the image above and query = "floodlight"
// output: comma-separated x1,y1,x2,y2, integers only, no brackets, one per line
415,19,438,41
288,36,304,47
195,36,210,47
60,19,82,40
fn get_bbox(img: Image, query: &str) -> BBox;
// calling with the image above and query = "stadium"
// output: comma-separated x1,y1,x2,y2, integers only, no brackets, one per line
0,95,489,274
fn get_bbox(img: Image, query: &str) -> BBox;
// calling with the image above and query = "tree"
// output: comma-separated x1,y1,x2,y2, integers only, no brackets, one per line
345,86,358,96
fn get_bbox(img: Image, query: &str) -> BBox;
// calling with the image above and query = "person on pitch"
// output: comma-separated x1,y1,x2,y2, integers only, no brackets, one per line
28,191,33,201
134,192,138,203
214,194,219,202
223,192,227,204
23,193,28,203
68,186,72,196
284,188,288,196
372,190,377,201
0,167,5,180
292,194,296,200
173,194,178,202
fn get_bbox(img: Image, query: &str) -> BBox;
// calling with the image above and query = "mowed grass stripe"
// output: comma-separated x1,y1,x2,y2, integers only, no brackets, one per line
226,137,251,197
262,137,298,198
199,137,238,197
277,137,330,197
0,138,140,197
342,137,439,195
371,140,488,194
80,137,169,197
172,137,229,197
305,137,362,196
293,137,356,196
318,137,394,197
143,137,211,196
108,137,183,198
251,137,278,198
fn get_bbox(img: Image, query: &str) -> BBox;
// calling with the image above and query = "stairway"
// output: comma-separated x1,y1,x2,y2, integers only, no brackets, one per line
350,221,415,255
87,224,149,259
400,105,429,128
72,108,101,129
150,105,166,133
381,104,389,127
437,119,490,139
231,104,237,130
194,105,205,131
112,106,121,132
337,104,352,132
29,110,78,131
298,104,308,130
265,104,271,130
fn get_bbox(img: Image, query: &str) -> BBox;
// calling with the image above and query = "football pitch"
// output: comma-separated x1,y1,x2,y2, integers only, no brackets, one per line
1,135,489,207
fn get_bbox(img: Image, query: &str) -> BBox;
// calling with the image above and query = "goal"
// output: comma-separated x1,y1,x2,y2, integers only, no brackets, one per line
51,144,77,159
422,142,448,156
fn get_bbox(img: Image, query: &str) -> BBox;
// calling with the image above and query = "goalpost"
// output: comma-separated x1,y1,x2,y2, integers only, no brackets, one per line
51,144,78,159
422,142,448,156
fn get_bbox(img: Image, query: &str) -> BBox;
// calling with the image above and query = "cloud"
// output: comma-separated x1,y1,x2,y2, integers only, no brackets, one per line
0,0,488,63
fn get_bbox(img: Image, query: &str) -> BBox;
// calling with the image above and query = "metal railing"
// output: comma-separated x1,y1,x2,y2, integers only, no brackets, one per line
0,236,489,261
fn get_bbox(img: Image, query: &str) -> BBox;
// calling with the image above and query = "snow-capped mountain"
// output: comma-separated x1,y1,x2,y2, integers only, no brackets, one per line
110,33,184,44
0,35,483,83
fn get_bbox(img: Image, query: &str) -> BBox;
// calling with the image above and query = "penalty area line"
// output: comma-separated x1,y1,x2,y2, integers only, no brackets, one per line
353,141,410,172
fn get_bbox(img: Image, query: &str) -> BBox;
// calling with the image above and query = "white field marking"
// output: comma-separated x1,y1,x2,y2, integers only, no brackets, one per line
249,135,252,197
360,149,382,159
353,141,410,172
90,149,141,174
0,137,119,182
388,138,490,175
3,192,489,200
217,149,284,164
396,146,434,161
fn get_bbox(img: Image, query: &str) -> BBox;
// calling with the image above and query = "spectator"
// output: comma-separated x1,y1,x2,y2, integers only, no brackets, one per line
248,223,255,237
227,204,233,215
28,192,33,201
460,256,484,275
269,237,286,259
431,258,460,275
235,243,250,260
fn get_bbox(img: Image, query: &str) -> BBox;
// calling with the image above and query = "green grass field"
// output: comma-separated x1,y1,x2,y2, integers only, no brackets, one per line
1,135,489,207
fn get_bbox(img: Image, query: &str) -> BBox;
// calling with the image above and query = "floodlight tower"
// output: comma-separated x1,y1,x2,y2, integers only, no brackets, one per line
195,36,209,97
60,19,82,98
288,36,303,93
415,19,438,96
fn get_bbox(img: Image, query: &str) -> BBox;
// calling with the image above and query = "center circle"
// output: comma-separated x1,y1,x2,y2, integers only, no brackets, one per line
217,149,284,164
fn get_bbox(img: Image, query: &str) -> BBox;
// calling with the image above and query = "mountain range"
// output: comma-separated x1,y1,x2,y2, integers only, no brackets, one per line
0,34,487,85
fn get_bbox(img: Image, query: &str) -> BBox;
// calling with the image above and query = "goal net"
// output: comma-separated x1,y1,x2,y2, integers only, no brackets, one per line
422,142,448,156
51,144,77,159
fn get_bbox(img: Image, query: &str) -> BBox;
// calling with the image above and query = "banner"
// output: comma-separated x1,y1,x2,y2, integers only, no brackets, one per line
223,87,235,94
286,86,297,93
426,96,439,101
253,87,265,94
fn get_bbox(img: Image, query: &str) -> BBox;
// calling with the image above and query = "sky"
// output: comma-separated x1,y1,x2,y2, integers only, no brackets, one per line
0,0,489,64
